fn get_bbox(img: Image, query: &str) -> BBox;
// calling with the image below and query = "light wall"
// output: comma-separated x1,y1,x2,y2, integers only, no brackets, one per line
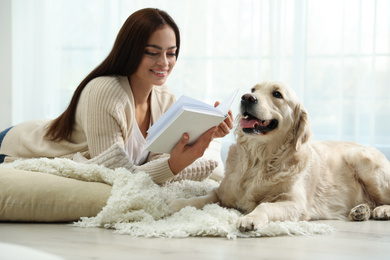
0,0,12,131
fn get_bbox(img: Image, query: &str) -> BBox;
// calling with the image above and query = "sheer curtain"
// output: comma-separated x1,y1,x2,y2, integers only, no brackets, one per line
12,0,390,158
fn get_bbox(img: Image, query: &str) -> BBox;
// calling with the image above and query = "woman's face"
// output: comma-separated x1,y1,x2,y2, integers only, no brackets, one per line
131,25,177,88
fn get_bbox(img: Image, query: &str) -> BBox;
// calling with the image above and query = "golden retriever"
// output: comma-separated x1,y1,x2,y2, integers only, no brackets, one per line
169,81,390,232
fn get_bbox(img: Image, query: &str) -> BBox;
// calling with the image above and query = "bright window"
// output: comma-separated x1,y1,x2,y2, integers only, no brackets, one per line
12,0,390,158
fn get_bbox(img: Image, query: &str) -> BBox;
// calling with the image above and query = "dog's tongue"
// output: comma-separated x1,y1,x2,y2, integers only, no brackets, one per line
241,118,272,128
240,118,260,128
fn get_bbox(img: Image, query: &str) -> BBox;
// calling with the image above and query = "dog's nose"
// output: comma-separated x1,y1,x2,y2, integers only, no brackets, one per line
241,94,258,105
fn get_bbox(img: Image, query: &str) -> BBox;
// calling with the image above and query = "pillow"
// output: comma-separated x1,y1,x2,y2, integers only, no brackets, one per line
0,167,111,222
169,158,218,182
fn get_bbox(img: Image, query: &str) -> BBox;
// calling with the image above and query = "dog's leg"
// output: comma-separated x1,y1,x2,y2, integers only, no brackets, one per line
345,147,390,207
349,204,371,221
373,205,390,220
237,201,302,232
168,189,219,214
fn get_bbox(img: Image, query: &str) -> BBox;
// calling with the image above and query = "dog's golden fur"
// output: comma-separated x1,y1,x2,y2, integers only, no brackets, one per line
169,81,390,231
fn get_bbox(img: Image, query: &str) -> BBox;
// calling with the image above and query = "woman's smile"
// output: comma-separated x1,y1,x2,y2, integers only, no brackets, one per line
150,69,169,78
130,25,177,88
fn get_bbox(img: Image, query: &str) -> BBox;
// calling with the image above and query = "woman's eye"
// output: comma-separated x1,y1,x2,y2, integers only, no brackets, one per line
168,52,177,57
145,51,157,56
272,91,283,99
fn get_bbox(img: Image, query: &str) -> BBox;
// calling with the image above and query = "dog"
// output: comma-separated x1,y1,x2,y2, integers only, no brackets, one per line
169,81,390,232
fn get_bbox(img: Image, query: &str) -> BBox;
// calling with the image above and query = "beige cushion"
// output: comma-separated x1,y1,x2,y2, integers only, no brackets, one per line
0,168,111,222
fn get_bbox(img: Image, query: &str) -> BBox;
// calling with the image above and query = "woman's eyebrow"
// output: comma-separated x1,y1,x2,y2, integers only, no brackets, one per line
146,44,177,50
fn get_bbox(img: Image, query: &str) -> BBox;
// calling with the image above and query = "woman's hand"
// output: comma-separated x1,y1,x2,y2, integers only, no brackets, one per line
167,101,233,175
213,101,234,138
168,127,217,175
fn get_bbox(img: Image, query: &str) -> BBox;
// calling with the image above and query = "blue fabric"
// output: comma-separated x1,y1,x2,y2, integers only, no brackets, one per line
0,126,13,164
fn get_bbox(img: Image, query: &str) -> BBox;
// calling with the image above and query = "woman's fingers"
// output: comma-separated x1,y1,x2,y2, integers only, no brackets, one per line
214,109,234,138
176,133,190,150
226,110,234,128
168,127,216,175
195,127,217,153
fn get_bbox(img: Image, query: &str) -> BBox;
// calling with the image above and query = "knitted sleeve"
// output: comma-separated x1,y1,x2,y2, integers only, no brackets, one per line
73,143,175,184
77,77,129,157
75,77,176,183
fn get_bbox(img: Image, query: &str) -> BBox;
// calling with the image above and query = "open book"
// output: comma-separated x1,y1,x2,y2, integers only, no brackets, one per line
145,89,239,153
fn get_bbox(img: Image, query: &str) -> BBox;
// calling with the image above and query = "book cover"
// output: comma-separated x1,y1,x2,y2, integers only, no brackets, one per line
145,89,239,153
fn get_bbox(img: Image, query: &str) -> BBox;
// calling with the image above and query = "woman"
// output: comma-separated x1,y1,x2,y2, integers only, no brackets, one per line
0,8,233,184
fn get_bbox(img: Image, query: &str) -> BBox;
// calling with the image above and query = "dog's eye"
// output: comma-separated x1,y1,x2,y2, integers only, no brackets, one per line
251,88,255,93
272,91,283,99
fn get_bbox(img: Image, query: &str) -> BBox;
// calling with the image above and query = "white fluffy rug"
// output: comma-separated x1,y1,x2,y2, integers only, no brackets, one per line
7,158,335,239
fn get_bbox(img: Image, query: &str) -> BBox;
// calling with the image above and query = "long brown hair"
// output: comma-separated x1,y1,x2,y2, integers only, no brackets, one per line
45,8,180,141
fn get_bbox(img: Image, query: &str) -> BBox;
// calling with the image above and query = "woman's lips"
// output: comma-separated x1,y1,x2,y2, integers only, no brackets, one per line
150,69,168,77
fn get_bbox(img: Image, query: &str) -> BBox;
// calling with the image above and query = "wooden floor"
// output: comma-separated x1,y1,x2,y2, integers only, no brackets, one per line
1,220,389,260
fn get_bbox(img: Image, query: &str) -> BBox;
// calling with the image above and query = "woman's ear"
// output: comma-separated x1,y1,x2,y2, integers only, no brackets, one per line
293,104,311,151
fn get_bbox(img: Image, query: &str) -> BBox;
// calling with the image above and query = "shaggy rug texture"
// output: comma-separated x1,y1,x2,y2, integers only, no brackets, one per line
6,158,335,239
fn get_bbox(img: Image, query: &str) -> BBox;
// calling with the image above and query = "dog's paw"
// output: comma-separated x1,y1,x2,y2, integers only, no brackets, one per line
236,215,267,232
349,204,371,221
167,199,188,214
373,205,390,220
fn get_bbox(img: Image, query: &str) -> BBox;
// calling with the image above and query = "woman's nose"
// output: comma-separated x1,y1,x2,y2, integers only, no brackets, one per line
157,54,169,66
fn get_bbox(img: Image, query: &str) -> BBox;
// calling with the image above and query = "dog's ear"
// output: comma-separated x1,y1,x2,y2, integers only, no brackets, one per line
293,105,311,151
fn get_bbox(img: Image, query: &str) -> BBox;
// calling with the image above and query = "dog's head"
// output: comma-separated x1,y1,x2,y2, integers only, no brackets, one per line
237,81,311,151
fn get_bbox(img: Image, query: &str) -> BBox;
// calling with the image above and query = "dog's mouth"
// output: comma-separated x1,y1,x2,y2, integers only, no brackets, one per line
240,112,278,134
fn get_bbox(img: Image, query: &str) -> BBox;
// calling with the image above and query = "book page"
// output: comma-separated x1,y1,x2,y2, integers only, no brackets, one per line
216,88,239,116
